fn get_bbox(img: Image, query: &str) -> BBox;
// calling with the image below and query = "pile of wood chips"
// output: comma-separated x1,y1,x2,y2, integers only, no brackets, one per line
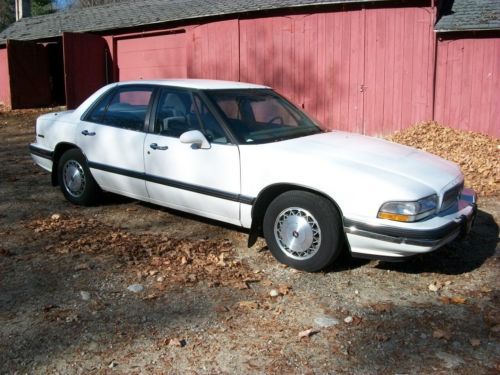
387,121,499,197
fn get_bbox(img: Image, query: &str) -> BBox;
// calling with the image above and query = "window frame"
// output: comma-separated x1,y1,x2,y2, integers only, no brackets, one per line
149,86,237,145
81,84,158,133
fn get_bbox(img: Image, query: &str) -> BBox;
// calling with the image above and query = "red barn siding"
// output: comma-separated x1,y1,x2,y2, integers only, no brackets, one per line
239,12,366,132
0,47,10,107
435,37,500,138
239,6,434,135
188,20,239,81
115,31,188,81
363,6,435,135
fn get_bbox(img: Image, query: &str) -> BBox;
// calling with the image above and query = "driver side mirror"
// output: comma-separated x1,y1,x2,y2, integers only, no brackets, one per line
180,130,211,149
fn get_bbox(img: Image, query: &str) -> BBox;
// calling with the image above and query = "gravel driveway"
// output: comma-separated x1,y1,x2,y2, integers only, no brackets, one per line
0,109,498,374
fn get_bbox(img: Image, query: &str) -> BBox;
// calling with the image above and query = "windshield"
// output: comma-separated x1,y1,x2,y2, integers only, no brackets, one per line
204,89,322,144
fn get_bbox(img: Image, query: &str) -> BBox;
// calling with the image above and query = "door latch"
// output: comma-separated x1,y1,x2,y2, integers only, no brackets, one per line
150,143,168,150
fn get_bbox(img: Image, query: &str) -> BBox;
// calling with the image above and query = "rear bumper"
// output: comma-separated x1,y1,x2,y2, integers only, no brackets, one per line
344,188,477,260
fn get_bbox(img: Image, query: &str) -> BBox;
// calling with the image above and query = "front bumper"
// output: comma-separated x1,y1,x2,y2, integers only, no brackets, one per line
344,188,477,260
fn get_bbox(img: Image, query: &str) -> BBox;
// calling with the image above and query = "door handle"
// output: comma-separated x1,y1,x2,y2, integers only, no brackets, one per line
150,143,168,150
81,130,96,136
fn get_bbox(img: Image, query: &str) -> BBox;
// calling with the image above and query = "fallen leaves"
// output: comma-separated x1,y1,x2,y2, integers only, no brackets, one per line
387,121,499,196
238,301,260,310
433,329,452,340
26,215,260,290
370,302,393,313
159,337,187,348
439,296,467,305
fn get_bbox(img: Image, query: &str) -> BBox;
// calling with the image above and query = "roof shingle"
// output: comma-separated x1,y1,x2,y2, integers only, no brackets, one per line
435,0,500,32
0,0,387,44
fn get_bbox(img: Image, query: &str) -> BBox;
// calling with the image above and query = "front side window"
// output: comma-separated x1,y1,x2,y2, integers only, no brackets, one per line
154,89,193,137
204,89,321,144
154,89,229,144
85,86,153,131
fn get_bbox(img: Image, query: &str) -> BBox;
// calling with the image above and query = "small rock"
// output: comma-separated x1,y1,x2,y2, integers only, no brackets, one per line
127,284,144,293
354,290,359,295
344,316,353,324
74,263,90,271
108,361,118,368
435,351,464,369
168,338,186,347
270,289,280,297
156,276,165,283
80,291,91,301
65,313,79,323
433,329,451,340
298,328,319,339
314,315,340,328
469,338,481,347
51,213,61,221
428,283,439,292
149,270,159,276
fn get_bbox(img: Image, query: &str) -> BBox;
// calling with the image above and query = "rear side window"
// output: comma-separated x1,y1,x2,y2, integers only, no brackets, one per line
85,86,154,131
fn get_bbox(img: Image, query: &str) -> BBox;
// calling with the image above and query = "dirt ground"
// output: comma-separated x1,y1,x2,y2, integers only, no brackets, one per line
0,109,498,374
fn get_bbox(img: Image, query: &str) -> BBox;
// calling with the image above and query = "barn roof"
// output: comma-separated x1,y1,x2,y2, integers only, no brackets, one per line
2,0,498,46
435,0,500,32
0,0,390,45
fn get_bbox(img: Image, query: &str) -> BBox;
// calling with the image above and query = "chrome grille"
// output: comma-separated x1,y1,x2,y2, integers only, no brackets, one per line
441,182,464,212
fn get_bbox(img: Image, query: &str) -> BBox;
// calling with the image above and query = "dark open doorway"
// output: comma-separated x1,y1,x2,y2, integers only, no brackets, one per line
46,41,66,106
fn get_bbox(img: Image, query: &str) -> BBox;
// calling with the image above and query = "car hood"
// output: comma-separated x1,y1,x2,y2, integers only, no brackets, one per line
305,131,459,187
244,131,462,195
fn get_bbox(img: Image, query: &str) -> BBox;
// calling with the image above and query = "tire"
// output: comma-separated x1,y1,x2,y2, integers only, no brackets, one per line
57,149,100,206
263,190,344,272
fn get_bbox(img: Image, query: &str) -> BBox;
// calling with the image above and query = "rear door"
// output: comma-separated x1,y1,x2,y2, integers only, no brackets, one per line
144,88,241,225
77,85,155,199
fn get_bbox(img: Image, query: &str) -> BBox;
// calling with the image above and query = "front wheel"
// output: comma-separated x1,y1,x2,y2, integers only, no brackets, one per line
57,149,100,206
263,190,344,272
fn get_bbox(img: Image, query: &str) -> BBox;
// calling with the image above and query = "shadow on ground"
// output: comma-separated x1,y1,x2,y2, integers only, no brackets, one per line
377,209,498,275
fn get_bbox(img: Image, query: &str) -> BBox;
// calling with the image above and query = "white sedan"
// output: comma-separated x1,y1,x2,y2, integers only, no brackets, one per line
29,79,477,271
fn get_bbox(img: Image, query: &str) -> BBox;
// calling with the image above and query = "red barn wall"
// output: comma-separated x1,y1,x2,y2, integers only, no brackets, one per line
434,36,500,138
188,19,239,81
0,47,11,107
363,7,435,135
238,6,435,135
114,30,189,81
6,2,487,137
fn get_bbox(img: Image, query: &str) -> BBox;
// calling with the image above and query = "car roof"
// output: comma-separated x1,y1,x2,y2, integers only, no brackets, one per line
116,79,270,90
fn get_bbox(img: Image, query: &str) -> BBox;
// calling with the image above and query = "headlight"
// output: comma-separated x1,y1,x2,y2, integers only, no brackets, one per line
377,195,438,222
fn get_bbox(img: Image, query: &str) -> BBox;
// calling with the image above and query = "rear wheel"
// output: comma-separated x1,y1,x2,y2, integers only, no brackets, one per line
263,190,343,272
57,149,99,206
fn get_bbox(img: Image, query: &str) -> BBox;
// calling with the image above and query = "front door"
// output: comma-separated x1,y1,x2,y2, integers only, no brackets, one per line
144,88,241,225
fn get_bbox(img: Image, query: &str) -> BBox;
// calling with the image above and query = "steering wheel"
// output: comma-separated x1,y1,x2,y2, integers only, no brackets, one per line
267,116,284,125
